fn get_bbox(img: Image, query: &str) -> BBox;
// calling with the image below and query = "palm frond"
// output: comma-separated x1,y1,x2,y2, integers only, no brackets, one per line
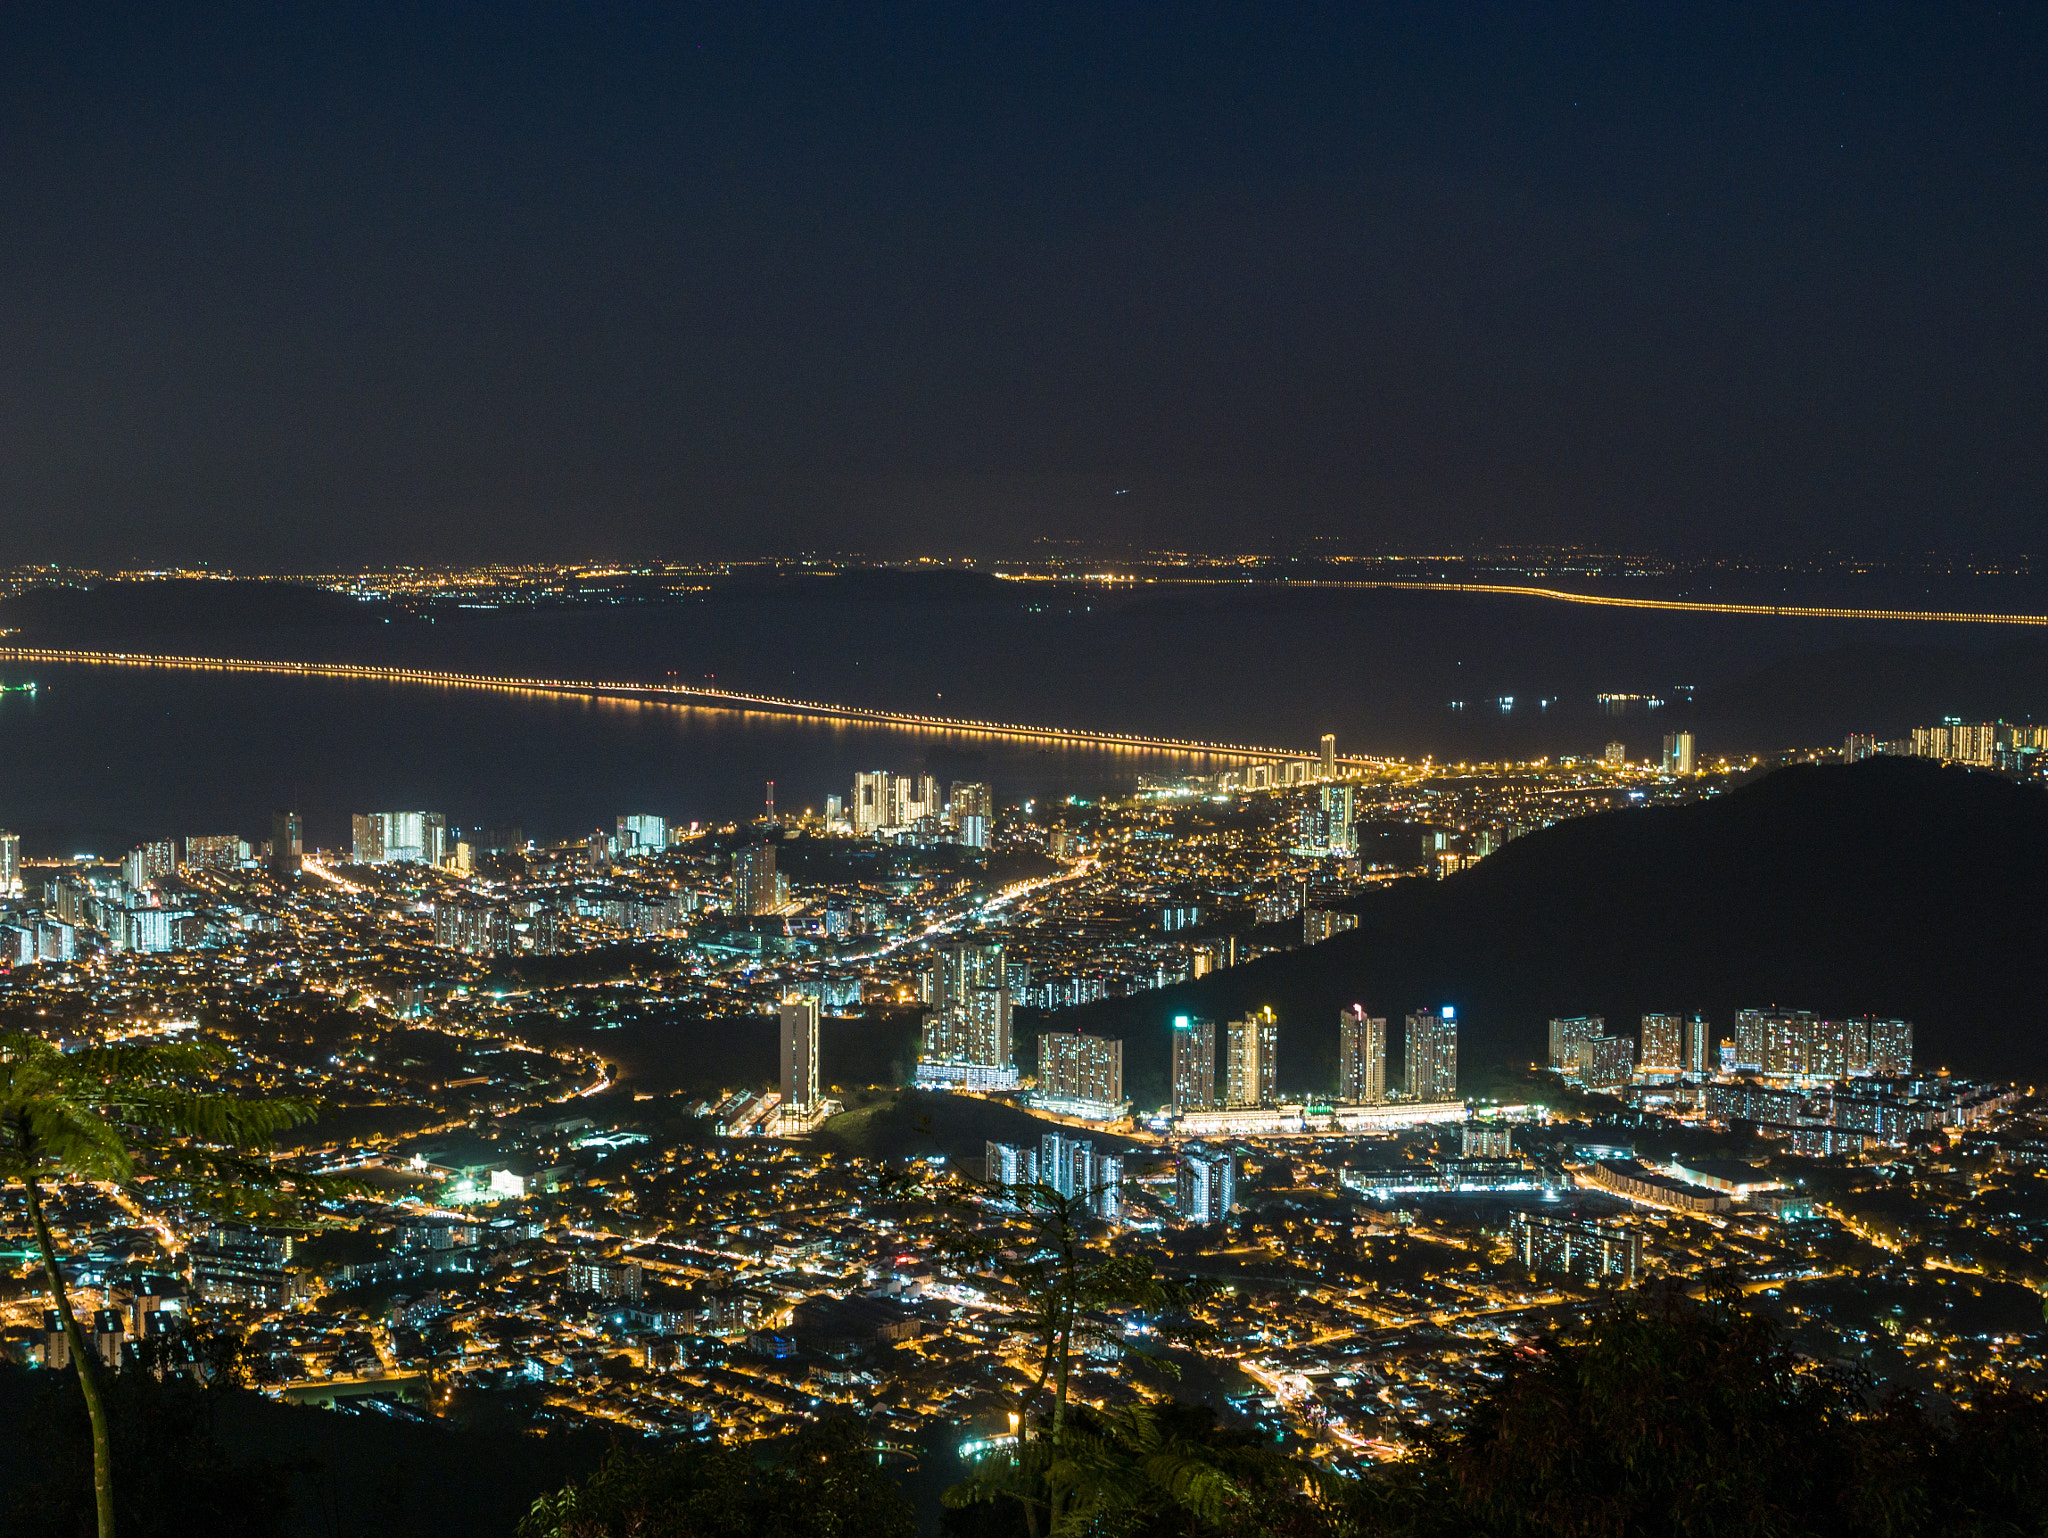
68,1041,231,1084
112,1086,320,1146
0,1034,332,1201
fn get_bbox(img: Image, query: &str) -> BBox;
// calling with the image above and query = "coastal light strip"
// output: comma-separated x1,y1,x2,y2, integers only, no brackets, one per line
1133,577,2048,627
0,645,1372,764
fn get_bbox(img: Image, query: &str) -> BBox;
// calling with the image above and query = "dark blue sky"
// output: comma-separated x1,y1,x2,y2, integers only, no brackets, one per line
2,4,2042,565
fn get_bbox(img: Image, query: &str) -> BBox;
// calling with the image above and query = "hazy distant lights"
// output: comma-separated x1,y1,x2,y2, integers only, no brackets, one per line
1129,575,2048,628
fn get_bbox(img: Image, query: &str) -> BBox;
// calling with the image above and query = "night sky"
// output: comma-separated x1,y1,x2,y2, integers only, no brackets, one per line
2,5,2043,566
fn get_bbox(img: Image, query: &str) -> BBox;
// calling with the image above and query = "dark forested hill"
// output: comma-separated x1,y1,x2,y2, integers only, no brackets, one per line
1057,759,2048,1105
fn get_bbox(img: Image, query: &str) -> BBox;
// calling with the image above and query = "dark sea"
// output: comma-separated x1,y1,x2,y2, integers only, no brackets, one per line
2,579,2045,856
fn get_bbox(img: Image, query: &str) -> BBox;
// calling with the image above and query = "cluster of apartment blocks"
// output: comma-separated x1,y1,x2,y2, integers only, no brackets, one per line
909,932,1468,1128
1697,1077,2017,1156
1845,721,2048,774
35,1274,190,1373
900,930,1471,1145
0,810,702,961
356,810,679,878
1166,1004,1459,1116
12,833,245,958
824,774,994,849
1235,733,1345,792
984,1131,1126,1221
1601,731,1698,775
357,810,677,872
1547,1009,1915,1090
1544,1007,2015,1154
983,1131,1239,1228
1509,1211,1644,1284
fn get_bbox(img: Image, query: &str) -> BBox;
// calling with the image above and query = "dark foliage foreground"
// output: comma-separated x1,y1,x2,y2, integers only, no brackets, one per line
14,1291,2043,1538
521,1296,2048,1537
1343,1292,2048,1538
1,1357,291,1538
516,1418,915,1538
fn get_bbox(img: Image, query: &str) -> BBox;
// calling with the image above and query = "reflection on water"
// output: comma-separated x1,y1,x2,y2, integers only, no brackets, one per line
0,582,2042,850
0,664,1202,856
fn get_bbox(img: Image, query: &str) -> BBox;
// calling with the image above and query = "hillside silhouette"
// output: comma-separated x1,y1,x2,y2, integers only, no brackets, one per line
1058,758,2048,1102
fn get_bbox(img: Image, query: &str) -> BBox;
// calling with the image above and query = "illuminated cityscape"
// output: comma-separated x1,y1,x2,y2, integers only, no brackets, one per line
5,3,2048,1527
0,694,2040,1519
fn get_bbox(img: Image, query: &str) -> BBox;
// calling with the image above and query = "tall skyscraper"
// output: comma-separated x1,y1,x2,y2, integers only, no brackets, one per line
1864,1018,1914,1075
850,771,931,833
1034,1131,1121,1220
1319,783,1356,855
1225,1008,1279,1109
764,781,777,823
1094,1153,1124,1223
1569,1034,1635,1090
0,830,18,896
918,940,1014,1086
1684,1014,1711,1077
385,812,427,862
1661,731,1696,775
952,782,992,849
268,811,302,884
1734,1008,1807,1074
1176,1145,1236,1225
1406,1007,1459,1102
853,771,892,834
780,995,820,1112
50,876,90,927
1040,1130,1090,1199
731,843,788,916
1171,1016,1217,1113
351,813,384,864
949,782,993,823
1639,1014,1684,1076
1603,741,1626,767
1339,1006,1387,1104
434,902,511,955
1320,734,1337,778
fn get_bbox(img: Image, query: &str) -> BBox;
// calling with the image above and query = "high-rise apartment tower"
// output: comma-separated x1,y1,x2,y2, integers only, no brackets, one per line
1339,1005,1387,1104
1171,1016,1217,1113
1406,1007,1459,1102
780,995,820,1112
1225,1008,1279,1109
